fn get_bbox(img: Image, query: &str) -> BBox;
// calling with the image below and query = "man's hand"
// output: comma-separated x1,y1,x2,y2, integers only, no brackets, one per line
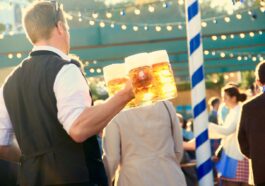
0,144,21,163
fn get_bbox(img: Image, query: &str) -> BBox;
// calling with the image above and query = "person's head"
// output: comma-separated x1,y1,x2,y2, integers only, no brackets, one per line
249,82,260,96
23,1,70,54
255,60,265,86
208,97,220,111
221,85,247,109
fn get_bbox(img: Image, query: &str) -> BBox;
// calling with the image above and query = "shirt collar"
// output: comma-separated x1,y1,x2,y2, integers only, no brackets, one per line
32,46,71,61
262,86,265,93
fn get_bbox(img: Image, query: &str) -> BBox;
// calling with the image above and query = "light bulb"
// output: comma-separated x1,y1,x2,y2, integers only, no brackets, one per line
166,25,172,31
155,26,161,32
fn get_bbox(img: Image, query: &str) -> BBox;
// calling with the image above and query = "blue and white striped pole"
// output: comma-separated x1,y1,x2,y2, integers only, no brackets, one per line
185,0,214,185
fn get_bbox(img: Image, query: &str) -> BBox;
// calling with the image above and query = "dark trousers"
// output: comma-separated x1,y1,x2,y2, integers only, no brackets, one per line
0,160,18,186
222,180,251,186
47,182,91,186
257,183,265,186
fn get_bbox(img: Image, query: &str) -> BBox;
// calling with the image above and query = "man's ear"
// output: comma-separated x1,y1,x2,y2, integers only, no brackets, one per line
56,21,66,35
256,79,262,87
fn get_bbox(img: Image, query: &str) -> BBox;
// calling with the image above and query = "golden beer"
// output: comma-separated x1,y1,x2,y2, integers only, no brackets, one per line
107,77,128,96
149,50,177,100
103,64,135,108
125,53,157,106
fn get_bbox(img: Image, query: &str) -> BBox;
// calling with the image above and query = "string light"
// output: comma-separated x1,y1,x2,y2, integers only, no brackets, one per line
204,50,210,55
178,24,183,30
239,33,245,38
64,5,262,34
99,22,105,27
211,35,218,41
221,35,227,40
92,13,98,19
148,6,155,13
224,17,231,23
90,68,95,73
96,68,102,73
237,56,242,61
162,2,169,8
249,32,255,37
236,14,242,19
120,10,126,16
178,0,184,5
166,25,173,31
201,22,207,27
155,26,162,32
8,53,13,59
89,20,95,25
134,9,141,15
230,34,235,39
220,52,226,58
9,31,14,36
106,12,112,18
16,53,22,58
133,26,139,31
110,23,115,28
121,24,127,30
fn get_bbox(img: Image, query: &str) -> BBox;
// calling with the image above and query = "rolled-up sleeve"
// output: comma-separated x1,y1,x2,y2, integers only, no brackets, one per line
53,64,92,134
0,87,14,145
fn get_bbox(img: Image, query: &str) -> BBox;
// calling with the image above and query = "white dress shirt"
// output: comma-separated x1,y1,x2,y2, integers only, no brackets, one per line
208,104,244,160
0,46,92,145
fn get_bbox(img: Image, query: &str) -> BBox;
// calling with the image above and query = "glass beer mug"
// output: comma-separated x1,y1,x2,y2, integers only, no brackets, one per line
125,53,157,106
103,63,135,108
149,50,177,100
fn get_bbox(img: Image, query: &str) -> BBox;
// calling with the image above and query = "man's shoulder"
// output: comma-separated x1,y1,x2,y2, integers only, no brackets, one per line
243,93,265,109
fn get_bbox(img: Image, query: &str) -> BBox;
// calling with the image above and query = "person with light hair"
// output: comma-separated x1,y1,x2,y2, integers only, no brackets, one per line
0,1,133,186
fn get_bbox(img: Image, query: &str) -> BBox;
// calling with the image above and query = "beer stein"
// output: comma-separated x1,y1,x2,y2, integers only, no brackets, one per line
149,50,177,100
103,63,135,108
125,53,157,106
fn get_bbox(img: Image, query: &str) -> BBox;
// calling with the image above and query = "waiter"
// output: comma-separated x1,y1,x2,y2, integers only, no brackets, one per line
0,1,133,186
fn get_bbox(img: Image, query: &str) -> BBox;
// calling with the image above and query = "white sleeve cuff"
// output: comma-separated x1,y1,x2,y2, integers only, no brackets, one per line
0,129,14,145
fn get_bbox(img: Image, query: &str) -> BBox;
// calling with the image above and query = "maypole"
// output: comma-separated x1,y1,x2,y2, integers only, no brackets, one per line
185,0,214,185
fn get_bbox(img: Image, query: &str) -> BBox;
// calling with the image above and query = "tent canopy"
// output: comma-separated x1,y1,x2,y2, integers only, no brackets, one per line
0,2,264,79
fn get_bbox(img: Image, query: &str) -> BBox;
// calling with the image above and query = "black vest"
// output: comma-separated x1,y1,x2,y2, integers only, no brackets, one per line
69,60,108,186
3,51,106,186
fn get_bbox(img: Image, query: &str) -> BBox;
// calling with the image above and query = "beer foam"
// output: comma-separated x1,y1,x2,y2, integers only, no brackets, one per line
125,53,151,72
149,50,170,65
103,63,127,82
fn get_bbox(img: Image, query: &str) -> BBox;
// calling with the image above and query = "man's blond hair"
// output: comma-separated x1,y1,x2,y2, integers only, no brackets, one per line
22,1,66,44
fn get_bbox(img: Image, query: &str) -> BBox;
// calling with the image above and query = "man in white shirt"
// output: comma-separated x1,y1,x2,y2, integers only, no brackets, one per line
0,1,133,186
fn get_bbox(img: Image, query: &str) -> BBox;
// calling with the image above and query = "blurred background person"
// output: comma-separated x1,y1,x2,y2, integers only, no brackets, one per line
183,85,250,186
208,85,250,186
177,113,197,186
102,101,186,186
